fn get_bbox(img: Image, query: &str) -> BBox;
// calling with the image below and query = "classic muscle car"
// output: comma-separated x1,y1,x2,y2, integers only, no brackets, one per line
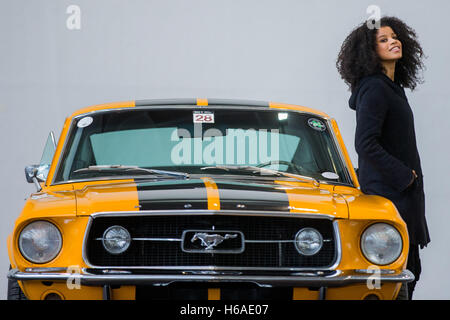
7,98,413,300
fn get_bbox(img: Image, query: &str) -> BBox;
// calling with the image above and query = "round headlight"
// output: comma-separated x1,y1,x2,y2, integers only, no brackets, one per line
102,226,131,255
361,223,403,265
19,220,62,264
294,228,323,256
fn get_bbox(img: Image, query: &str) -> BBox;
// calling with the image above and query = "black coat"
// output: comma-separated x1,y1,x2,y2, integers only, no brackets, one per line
349,72,430,248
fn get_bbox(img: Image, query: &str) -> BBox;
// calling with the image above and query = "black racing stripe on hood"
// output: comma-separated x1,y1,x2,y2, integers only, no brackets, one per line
215,182,290,211
136,180,208,210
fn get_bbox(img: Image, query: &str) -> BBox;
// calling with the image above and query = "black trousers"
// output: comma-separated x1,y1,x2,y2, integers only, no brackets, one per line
406,244,422,300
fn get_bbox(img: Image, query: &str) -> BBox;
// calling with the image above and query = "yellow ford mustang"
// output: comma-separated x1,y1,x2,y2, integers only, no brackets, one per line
7,98,413,300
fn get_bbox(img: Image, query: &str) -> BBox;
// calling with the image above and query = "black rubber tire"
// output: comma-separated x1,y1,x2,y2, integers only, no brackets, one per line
395,283,409,300
7,267,27,300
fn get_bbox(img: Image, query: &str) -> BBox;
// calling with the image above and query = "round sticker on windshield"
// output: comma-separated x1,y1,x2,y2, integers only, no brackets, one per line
77,116,93,128
322,172,339,180
308,118,326,132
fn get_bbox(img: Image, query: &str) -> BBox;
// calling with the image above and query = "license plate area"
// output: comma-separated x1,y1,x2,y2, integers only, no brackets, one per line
135,283,292,300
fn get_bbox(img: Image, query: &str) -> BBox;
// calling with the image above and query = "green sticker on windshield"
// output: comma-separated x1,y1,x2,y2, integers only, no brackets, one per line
308,118,326,132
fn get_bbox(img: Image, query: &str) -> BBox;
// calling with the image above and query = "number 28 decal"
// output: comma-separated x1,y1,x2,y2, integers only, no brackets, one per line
193,111,215,124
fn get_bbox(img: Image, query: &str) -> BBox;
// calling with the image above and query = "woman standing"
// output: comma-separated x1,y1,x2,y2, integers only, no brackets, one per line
336,16,430,299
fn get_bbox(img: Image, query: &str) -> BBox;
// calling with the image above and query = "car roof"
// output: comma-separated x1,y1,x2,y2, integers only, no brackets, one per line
70,98,330,119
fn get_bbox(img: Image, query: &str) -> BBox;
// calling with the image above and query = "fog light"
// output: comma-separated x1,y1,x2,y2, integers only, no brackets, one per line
294,228,323,256
102,225,131,255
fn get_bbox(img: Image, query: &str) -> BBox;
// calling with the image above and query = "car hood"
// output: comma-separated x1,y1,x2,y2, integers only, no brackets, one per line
74,177,349,218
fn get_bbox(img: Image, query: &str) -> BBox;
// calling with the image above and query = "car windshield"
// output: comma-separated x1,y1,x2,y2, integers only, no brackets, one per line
54,108,350,184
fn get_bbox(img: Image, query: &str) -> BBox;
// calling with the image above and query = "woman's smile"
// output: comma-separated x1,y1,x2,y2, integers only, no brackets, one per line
376,26,402,61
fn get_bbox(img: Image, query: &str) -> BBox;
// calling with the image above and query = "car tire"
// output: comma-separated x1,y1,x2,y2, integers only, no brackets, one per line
395,283,409,300
7,267,27,300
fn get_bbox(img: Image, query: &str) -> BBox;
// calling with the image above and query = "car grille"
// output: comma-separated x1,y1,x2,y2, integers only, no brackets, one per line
84,214,338,270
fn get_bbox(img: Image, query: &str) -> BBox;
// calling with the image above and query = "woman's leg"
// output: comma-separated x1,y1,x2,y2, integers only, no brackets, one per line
406,244,422,300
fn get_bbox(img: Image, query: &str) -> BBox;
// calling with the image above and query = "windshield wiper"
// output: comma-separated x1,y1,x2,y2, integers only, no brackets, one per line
73,165,189,179
200,165,320,187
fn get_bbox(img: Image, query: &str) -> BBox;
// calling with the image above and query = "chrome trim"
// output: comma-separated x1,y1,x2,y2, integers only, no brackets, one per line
8,268,415,287
81,212,343,272
355,269,396,275
51,175,355,188
93,238,333,244
330,221,342,270
80,261,337,272
50,120,75,186
24,267,68,273
245,239,332,243
100,269,132,275
49,131,57,150
88,210,338,220
326,118,355,187
95,237,182,242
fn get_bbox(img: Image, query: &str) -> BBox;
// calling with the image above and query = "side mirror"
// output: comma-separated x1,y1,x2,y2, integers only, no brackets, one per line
25,165,44,191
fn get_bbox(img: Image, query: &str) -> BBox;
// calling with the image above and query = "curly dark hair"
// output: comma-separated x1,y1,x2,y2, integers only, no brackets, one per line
336,16,426,92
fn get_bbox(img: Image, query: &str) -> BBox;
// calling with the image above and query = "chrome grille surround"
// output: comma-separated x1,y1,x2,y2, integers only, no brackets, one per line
82,210,342,272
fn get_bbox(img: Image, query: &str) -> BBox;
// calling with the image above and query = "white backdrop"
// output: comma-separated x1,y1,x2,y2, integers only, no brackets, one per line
1,0,448,299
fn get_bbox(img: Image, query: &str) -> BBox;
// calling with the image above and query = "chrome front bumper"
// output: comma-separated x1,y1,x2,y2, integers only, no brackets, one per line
8,268,414,288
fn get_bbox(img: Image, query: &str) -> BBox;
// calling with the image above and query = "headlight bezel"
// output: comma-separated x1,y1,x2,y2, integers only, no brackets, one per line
18,220,63,264
360,222,403,266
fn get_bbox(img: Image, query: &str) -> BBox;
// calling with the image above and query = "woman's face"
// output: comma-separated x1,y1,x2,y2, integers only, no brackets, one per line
375,26,402,62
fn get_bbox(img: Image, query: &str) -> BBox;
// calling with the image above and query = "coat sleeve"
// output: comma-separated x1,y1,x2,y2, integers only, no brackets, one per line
355,80,414,192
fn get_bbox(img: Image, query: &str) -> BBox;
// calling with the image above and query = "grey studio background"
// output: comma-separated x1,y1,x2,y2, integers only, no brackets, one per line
0,0,448,299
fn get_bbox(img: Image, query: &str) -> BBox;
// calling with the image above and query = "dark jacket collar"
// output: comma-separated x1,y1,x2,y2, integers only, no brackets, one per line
349,72,407,110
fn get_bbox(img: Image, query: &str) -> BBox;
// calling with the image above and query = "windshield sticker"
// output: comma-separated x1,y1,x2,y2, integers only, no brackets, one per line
308,118,326,132
321,172,339,180
77,116,93,128
193,111,214,124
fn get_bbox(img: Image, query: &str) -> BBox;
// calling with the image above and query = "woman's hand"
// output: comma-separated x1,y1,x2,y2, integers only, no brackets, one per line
408,169,418,187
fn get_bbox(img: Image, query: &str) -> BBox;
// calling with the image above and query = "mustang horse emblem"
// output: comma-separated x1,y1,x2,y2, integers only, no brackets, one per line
191,232,238,250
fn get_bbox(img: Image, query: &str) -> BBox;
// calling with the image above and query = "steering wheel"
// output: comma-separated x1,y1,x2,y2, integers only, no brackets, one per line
256,160,305,175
